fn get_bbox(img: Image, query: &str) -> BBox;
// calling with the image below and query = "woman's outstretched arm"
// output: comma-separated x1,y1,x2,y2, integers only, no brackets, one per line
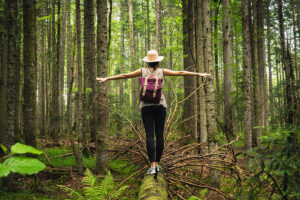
96,69,142,82
163,69,211,77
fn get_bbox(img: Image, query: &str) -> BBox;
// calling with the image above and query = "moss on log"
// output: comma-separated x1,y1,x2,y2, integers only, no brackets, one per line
138,173,168,200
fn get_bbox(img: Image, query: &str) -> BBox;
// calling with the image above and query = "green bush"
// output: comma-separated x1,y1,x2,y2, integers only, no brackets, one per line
0,143,45,178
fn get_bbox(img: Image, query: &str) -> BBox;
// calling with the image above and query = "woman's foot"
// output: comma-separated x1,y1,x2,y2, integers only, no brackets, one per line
146,166,156,175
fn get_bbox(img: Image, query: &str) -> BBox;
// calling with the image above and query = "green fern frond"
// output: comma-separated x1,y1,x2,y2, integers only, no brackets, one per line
110,185,129,200
58,185,84,200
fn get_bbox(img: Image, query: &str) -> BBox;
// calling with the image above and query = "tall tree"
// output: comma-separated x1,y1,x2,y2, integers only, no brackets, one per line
59,0,66,135
251,0,262,147
23,0,37,147
196,0,208,153
266,0,274,122
128,0,137,110
74,0,84,174
155,0,161,52
202,0,220,188
84,0,96,140
96,0,109,174
242,0,252,150
117,0,125,131
146,0,150,50
182,0,197,140
257,0,268,132
222,0,234,140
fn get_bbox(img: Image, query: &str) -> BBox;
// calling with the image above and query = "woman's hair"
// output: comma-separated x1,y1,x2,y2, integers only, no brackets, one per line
148,62,159,69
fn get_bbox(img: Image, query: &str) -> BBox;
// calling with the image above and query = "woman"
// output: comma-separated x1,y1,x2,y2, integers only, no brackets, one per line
97,50,211,174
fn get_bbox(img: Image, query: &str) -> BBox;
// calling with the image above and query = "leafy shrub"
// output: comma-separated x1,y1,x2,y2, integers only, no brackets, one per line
59,168,129,200
0,143,45,178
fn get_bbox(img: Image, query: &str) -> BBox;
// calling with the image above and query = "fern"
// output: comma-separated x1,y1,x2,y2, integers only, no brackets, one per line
59,168,129,200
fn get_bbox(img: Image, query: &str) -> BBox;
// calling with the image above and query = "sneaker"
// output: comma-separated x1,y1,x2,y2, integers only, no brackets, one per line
155,165,161,172
146,166,156,175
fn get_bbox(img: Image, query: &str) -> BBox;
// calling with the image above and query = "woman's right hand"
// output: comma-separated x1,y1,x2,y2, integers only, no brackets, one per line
96,77,108,82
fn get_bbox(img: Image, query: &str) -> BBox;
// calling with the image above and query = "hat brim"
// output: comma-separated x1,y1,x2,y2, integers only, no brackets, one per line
142,56,164,62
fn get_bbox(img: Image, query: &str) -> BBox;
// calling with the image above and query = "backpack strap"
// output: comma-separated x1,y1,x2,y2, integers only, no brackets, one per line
153,77,159,98
142,77,148,97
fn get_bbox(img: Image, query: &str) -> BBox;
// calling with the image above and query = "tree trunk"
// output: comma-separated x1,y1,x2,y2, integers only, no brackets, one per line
75,0,84,174
182,0,197,140
66,0,72,127
59,0,66,135
213,1,221,122
242,0,253,150
96,0,109,174
84,0,96,141
257,0,267,133
128,0,137,111
146,0,150,50
155,0,161,52
266,0,274,122
196,0,208,154
202,0,220,188
222,0,234,140
138,173,168,200
51,0,60,146
117,0,125,132
251,0,262,147
23,0,37,147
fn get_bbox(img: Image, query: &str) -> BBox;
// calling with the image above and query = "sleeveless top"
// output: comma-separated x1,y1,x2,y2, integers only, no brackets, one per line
139,67,167,109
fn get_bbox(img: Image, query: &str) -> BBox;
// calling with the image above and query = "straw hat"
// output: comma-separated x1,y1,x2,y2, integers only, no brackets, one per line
142,50,164,62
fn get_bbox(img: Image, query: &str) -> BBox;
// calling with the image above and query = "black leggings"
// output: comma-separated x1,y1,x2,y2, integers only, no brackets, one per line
141,105,166,163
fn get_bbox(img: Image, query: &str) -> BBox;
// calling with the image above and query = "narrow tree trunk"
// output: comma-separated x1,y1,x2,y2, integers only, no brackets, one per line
84,0,96,141
257,0,267,133
117,0,125,132
202,0,220,189
155,0,161,52
59,0,66,135
213,1,221,121
23,0,37,147
222,0,234,140
182,0,197,140
96,0,109,174
196,0,208,154
266,0,274,122
75,0,84,174
146,0,150,50
242,0,252,150
128,0,137,110
66,0,72,127
251,0,262,147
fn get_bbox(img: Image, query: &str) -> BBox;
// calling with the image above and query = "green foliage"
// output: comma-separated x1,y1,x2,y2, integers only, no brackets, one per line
59,169,129,200
247,128,300,199
0,143,45,178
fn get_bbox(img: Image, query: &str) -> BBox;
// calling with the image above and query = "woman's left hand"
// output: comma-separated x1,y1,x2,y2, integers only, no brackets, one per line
199,73,211,77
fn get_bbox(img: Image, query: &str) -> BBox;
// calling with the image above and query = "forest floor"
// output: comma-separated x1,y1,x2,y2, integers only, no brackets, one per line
0,138,142,200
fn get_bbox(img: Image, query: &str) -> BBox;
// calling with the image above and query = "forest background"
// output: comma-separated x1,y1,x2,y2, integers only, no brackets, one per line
0,0,299,199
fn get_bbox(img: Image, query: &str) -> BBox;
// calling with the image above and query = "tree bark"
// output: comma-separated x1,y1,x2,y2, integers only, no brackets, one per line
155,0,161,52
182,0,197,140
59,0,66,135
128,0,137,110
146,0,150,50
96,0,109,174
202,0,220,188
250,0,262,147
242,0,253,150
75,0,84,174
196,0,208,154
138,173,168,200
51,0,60,146
222,0,234,140
23,0,37,147
117,0,125,132
266,0,274,122
84,0,96,141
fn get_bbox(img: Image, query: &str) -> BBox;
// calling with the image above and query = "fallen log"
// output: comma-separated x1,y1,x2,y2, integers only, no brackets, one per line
138,172,168,200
